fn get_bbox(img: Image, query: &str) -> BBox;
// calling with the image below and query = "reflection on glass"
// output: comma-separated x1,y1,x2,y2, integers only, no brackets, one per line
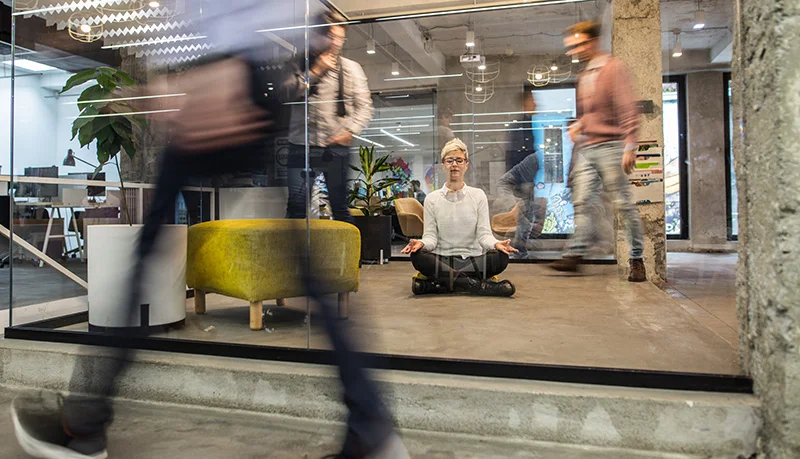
2,0,746,381
531,87,576,235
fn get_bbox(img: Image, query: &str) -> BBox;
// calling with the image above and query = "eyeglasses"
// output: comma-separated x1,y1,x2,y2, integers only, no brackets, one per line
443,158,467,165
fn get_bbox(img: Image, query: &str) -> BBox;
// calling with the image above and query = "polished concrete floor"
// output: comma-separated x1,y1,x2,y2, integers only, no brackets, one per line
663,253,739,348
0,260,86,311
57,253,742,375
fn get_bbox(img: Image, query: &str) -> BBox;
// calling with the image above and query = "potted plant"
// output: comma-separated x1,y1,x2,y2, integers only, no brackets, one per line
62,67,186,331
348,145,401,263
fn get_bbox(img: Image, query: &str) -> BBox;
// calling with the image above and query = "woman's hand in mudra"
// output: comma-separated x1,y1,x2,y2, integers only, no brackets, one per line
495,239,518,255
401,239,424,254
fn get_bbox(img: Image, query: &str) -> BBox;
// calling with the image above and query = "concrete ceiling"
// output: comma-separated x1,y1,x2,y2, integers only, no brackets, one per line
1,0,732,77
337,0,733,72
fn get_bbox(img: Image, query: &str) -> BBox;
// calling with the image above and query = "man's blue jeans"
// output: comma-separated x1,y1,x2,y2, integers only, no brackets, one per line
565,141,644,259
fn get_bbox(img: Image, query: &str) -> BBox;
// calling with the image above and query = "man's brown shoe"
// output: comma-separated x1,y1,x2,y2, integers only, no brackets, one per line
628,258,647,282
550,256,582,272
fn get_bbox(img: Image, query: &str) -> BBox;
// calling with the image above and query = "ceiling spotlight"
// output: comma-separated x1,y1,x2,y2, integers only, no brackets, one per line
694,10,705,29
550,64,558,71
79,24,91,33
672,31,683,57
478,63,486,70
391,62,400,76
572,57,580,64
149,0,160,7
476,85,483,92
466,30,475,48
367,39,376,55
534,73,543,79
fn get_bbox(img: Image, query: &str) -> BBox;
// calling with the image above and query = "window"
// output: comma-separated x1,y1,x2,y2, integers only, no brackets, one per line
663,77,689,239
724,73,738,240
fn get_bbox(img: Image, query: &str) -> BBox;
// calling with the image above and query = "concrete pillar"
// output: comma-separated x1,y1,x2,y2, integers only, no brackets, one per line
612,0,666,282
119,52,163,185
686,72,728,248
735,0,800,457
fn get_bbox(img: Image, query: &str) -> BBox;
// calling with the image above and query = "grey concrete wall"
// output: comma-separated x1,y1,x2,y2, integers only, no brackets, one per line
613,0,667,282
686,72,728,248
735,0,800,457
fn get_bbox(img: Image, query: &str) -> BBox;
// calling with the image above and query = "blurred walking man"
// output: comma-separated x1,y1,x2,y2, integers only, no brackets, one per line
11,5,409,459
550,20,647,282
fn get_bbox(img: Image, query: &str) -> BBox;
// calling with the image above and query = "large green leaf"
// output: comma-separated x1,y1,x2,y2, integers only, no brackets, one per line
121,138,136,159
77,84,111,110
70,106,98,139
96,143,111,164
106,101,135,114
78,121,95,147
111,120,132,139
95,125,115,147
95,67,117,76
123,116,148,135
111,137,122,156
61,69,98,93
97,73,116,91
90,117,114,137
114,70,136,86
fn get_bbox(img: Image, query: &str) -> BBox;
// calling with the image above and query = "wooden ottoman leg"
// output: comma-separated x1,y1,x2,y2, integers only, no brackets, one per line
337,293,349,320
250,301,263,330
194,290,207,315
276,298,286,307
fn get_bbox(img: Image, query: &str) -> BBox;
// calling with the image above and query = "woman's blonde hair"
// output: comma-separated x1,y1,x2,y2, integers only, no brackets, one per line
440,138,469,161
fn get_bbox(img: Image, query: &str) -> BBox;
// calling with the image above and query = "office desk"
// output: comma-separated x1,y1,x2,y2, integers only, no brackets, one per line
14,201,119,266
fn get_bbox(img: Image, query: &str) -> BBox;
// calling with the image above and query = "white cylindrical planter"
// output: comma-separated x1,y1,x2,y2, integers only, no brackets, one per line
88,224,187,330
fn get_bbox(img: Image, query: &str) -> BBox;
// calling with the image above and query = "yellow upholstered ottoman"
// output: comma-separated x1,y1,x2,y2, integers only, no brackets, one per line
187,219,360,330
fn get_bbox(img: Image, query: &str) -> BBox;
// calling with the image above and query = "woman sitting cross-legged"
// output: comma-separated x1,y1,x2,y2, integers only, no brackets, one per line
401,138,517,297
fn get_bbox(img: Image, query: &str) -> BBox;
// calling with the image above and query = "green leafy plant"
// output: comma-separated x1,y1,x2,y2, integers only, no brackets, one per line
61,67,147,223
348,145,401,217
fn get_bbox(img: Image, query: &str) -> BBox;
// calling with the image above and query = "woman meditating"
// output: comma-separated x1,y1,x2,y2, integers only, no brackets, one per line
401,138,517,296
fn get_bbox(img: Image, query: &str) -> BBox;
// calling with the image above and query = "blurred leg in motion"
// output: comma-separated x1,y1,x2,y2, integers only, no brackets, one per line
12,56,405,459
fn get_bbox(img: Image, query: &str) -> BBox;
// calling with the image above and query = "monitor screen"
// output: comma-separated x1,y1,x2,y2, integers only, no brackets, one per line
18,167,59,198
88,172,106,197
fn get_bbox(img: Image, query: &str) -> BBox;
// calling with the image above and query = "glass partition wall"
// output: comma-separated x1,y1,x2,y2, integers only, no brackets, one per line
3,0,749,391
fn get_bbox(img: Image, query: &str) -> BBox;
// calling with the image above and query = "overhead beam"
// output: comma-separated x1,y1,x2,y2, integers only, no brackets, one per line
378,20,445,77
710,33,733,64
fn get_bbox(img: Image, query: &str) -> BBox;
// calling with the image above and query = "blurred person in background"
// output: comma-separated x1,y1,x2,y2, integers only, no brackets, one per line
410,179,426,204
494,153,540,259
402,138,517,296
11,5,408,459
493,91,540,259
505,91,537,171
281,11,373,222
551,20,646,282
437,107,455,152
